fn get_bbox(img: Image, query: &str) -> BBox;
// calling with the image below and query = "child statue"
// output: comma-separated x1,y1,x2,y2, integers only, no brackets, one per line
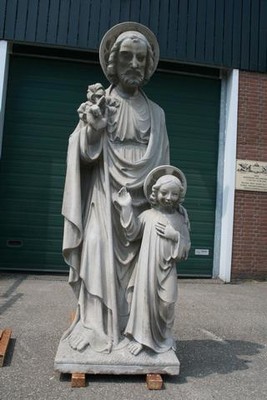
115,165,191,356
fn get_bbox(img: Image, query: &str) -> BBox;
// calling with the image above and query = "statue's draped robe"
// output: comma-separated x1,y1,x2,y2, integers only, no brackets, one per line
122,208,191,353
62,86,170,352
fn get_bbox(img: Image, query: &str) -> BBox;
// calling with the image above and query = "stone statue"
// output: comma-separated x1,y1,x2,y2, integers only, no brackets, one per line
60,22,170,355
115,166,191,356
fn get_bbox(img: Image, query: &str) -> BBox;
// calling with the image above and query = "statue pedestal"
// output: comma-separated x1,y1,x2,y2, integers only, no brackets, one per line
54,339,180,375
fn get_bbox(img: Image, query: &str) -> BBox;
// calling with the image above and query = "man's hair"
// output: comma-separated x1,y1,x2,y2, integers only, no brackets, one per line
106,34,155,86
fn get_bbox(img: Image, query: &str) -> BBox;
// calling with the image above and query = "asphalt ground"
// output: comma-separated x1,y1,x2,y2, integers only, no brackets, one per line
0,273,266,400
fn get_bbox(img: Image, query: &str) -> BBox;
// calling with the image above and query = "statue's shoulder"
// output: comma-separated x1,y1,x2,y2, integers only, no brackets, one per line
139,208,151,221
139,208,158,224
143,94,165,116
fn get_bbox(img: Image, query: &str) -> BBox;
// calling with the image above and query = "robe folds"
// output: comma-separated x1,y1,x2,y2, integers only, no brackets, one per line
61,86,170,352
123,208,191,353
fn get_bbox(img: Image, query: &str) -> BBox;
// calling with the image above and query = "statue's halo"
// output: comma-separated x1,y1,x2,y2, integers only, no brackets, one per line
144,165,187,204
99,22,160,83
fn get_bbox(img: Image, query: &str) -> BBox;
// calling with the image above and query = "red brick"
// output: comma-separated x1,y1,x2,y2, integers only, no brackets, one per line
232,71,267,280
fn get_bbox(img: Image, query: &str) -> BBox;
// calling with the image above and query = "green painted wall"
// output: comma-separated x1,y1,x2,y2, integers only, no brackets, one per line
0,56,220,275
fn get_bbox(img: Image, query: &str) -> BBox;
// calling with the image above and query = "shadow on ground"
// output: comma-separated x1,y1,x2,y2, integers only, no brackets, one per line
2,338,16,367
0,275,27,314
171,339,265,384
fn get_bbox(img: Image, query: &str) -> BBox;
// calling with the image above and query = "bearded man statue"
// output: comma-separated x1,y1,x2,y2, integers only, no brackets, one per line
61,22,170,354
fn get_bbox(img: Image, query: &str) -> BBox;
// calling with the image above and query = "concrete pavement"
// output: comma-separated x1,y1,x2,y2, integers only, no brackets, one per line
0,273,266,400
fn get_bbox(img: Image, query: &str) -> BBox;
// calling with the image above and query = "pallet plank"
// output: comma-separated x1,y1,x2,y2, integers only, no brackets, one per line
0,328,12,367
71,372,86,388
146,373,163,390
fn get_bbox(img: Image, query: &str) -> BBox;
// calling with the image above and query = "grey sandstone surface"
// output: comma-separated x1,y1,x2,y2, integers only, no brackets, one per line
55,339,180,375
1,273,267,400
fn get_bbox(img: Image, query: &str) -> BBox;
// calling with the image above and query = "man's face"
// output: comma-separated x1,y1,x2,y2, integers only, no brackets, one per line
117,38,147,88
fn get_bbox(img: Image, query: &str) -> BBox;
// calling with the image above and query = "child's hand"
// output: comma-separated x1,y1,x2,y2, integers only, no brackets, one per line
114,187,132,208
155,222,180,242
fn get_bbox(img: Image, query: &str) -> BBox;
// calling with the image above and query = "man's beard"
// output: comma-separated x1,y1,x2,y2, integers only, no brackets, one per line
118,70,144,87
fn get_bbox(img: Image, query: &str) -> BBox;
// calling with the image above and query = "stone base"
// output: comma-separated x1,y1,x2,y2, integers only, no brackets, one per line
54,339,180,375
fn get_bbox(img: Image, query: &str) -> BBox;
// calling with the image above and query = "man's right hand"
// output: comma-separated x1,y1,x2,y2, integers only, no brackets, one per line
87,105,108,131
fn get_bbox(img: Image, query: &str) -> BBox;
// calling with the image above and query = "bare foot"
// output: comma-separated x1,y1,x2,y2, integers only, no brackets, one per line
68,321,91,351
128,340,143,356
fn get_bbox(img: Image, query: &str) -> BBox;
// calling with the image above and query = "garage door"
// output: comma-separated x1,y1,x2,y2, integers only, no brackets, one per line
0,55,220,276
146,73,221,276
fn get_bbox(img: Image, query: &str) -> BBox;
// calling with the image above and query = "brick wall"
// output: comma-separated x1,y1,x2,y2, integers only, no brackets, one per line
231,71,267,280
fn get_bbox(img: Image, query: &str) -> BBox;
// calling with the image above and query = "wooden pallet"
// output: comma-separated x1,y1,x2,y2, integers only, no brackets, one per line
0,328,12,367
69,372,163,389
71,373,86,387
146,373,163,390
